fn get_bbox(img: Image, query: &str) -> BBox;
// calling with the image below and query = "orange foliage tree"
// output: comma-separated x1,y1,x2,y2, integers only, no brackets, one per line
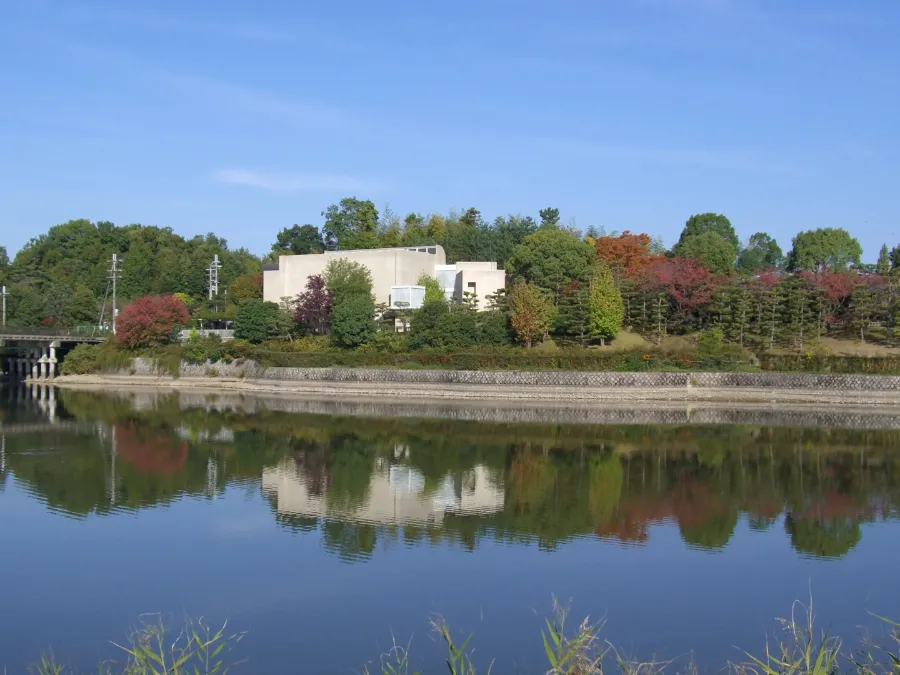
594,231,662,278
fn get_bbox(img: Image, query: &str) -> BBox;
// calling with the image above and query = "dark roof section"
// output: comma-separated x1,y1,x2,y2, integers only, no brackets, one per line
263,263,279,271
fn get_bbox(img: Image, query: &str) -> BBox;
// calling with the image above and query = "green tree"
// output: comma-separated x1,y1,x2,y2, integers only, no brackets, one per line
477,310,512,346
323,259,374,305
587,267,624,345
70,285,100,325
322,198,379,250
676,231,736,275
557,282,590,344
377,205,403,248
271,224,324,256
416,273,446,305
788,228,862,271
0,245,8,284
400,213,431,246
508,281,555,347
408,300,450,350
229,274,263,304
736,232,784,273
408,300,478,350
493,215,538,267
674,213,739,255
234,300,283,343
331,294,376,348
120,238,155,299
538,207,560,229
506,229,596,302
877,244,891,276
42,284,74,326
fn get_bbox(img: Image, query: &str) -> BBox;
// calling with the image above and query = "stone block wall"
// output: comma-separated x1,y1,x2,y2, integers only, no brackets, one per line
120,358,900,391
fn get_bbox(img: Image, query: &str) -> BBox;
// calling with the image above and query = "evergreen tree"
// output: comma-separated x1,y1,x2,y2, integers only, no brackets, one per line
877,244,891,277
557,282,590,344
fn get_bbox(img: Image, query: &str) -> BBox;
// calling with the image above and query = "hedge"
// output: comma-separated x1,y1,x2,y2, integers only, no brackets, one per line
759,354,900,375
248,348,751,372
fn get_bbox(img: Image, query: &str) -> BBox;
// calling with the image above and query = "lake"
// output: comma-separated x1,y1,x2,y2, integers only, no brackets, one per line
1,385,899,673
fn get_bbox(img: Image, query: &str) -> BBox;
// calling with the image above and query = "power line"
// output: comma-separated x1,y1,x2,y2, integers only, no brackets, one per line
111,254,120,334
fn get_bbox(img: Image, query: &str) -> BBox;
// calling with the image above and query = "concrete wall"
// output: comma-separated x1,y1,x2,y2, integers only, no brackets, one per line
264,246,446,306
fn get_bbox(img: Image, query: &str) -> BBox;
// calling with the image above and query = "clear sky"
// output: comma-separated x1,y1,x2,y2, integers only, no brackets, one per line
1,0,898,260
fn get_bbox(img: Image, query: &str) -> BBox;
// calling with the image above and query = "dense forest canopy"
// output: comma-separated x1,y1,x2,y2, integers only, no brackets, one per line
0,199,892,347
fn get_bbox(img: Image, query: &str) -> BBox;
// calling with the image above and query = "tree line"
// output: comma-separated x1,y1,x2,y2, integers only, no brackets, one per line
2,202,894,352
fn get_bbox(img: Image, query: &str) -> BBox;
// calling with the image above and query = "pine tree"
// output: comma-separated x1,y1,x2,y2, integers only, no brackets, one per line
850,283,876,343
557,282,590,345
587,267,624,345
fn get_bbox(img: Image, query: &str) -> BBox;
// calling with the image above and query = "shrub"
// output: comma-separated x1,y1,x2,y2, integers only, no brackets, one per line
409,301,450,350
331,294,376,348
357,331,409,353
478,310,513,347
116,295,190,349
60,343,101,375
234,300,284,344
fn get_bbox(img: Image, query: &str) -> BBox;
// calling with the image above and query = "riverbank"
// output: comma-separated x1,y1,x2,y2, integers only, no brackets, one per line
46,368,900,407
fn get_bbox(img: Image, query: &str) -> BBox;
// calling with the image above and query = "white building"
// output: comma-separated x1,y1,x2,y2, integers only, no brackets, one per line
263,245,505,310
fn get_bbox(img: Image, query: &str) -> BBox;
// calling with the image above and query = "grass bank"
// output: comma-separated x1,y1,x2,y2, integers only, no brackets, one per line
25,601,900,675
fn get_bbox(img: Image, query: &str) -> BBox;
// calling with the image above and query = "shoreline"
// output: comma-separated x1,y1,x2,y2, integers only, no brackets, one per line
45,372,900,407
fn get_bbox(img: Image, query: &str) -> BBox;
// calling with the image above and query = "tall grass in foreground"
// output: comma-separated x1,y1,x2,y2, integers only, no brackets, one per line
26,600,900,675
30,616,245,675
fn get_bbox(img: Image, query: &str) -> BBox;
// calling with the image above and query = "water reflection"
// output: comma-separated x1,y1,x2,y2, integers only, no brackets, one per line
1,387,898,560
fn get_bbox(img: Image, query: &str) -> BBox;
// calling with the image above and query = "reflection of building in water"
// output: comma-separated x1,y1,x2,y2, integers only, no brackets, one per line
261,461,504,525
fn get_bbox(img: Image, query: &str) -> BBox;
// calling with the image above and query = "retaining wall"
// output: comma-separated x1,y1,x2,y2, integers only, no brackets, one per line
119,358,900,391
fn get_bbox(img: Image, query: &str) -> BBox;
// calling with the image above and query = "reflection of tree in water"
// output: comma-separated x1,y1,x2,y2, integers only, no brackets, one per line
785,514,862,559
10,394,900,561
670,480,738,550
115,424,188,475
322,519,377,562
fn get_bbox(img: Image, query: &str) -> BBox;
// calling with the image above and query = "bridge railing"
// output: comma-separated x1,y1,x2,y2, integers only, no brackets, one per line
0,326,111,339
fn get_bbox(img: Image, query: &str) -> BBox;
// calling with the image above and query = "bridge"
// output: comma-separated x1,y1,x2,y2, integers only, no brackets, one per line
0,327,108,380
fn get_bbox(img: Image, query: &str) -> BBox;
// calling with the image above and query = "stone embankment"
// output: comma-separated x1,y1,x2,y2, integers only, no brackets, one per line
46,357,900,410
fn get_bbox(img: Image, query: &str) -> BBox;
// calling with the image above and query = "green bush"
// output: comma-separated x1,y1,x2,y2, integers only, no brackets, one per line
234,300,285,344
478,311,513,346
60,343,101,375
331,294,376,348
760,354,900,375
244,347,727,372
409,302,479,351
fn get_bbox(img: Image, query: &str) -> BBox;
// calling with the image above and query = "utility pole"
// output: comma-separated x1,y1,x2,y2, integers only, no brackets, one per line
1,285,6,327
108,254,120,334
207,254,222,300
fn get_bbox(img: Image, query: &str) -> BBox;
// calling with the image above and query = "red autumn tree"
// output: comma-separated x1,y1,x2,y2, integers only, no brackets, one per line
294,274,333,335
637,257,717,311
117,295,190,349
594,231,662,277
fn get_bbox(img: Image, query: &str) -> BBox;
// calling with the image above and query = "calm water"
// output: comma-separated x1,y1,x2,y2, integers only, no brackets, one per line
1,386,899,673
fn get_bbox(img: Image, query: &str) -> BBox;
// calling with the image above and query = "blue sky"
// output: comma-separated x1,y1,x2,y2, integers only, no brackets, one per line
1,0,898,260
